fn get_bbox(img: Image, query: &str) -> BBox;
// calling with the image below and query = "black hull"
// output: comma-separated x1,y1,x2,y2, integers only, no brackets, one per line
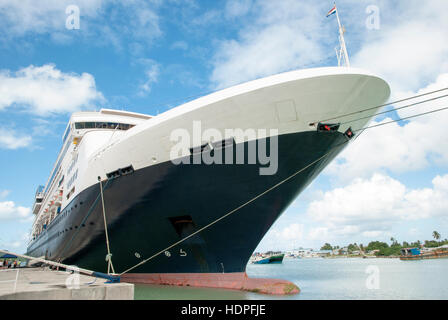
27,130,347,274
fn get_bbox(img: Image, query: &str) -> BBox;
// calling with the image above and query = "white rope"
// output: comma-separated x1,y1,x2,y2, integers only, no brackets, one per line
99,177,115,275
119,138,350,275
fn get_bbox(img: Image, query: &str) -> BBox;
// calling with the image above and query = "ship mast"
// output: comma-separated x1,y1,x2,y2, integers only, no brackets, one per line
334,3,350,67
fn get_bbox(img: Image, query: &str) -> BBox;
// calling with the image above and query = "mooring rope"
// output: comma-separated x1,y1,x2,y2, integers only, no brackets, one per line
311,86,448,125
99,176,115,275
353,105,448,131
339,93,448,126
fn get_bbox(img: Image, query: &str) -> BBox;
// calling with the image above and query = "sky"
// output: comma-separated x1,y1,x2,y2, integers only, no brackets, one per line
0,0,447,254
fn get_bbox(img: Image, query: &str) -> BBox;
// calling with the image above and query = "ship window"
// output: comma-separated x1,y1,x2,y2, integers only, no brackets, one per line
106,169,120,179
106,165,134,179
58,176,64,187
120,165,134,176
66,187,75,200
74,122,134,131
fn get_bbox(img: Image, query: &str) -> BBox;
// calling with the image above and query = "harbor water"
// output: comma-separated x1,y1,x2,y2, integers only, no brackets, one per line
134,258,448,300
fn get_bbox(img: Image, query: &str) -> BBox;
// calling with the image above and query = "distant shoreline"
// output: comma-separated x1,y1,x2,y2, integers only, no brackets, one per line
322,255,400,259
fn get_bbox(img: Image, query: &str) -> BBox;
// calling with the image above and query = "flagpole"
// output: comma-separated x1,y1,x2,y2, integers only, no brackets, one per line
334,3,350,67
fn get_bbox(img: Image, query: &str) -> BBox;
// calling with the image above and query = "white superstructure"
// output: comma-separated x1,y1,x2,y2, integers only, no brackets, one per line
31,109,151,238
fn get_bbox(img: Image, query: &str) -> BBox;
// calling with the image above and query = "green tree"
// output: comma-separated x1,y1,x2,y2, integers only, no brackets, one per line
320,243,333,250
347,243,357,253
377,246,402,256
433,231,441,241
390,237,399,247
366,241,389,252
424,240,439,248
410,240,421,248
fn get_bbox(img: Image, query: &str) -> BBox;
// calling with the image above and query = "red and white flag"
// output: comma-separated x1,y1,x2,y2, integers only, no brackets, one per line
326,5,336,17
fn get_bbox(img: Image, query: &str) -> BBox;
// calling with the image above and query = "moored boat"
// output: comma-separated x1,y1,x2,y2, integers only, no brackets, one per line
400,247,448,261
253,254,285,264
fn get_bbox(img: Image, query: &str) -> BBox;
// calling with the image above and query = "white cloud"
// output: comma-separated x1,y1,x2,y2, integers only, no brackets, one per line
0,0,103,36
0,0,163,48
276,223,304,241
268,223,304,242
211,0,448,91
225,0,252,19
191,10,221,26
362,230,387,238
7,241,22,249
0,128,32,150
0,232,31,252
307,227,389,245
307,173,448,237
138,59,160,96
258,223,304,251
210,0,330,88
0,190,10,199
0,64,104,115
171,40,189,51
394,73,448,119
125,2,162,44
31,118,64,138
0,201,32,222
308,227,329,240
351,0,448,92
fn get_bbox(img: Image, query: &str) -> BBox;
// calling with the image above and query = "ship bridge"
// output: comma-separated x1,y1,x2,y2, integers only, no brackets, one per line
63,109,153,144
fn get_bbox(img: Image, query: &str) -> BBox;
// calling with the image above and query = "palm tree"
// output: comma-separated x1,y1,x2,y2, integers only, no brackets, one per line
433,231,441,241
390,237,396,246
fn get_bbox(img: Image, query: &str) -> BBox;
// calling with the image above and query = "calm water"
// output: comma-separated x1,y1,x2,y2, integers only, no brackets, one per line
134,258,448,300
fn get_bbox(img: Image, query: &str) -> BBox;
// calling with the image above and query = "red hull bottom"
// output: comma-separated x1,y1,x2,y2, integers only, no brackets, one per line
121,272,300,295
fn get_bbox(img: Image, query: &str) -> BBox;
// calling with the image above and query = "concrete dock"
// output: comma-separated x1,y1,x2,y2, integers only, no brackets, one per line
0,267,134,300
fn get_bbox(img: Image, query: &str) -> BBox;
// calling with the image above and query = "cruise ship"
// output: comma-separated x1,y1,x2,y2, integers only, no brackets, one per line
26,66,390,292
